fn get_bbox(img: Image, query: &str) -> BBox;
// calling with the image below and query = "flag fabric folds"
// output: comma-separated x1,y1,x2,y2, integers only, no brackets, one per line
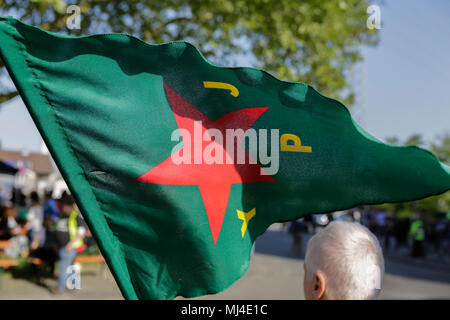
0,17,449,299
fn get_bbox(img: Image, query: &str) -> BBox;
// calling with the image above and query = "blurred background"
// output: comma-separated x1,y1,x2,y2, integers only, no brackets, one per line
0,0,449,299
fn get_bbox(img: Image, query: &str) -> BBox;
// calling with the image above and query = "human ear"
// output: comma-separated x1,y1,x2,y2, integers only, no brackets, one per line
313,272,326,300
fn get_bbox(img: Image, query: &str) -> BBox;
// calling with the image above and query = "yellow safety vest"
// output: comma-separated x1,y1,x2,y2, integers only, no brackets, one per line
410,220,425,242
68,210,84,249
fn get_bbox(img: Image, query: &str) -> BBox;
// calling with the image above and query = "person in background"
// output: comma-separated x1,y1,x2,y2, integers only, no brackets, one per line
26,191,44,250
29,215,59,281
54,194,87,293
376,210,387,239
384,217,395,252
409,212,425,258
289,218,306,257
445,212,450,260
0,202,23,239
11,187,26,212
303,221,384,300
43,190,60,222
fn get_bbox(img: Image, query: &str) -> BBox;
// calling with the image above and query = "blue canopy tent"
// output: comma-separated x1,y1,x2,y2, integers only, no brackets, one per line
0,160,18,175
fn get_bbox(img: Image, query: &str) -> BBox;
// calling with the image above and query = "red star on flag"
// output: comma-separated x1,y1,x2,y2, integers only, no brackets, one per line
136,83,275,244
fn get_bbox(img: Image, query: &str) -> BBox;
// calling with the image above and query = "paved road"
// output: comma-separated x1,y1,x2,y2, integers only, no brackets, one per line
197,225,450,300
1,224,449,300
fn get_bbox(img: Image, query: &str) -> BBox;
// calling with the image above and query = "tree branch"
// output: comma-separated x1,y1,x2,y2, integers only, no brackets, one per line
0,90,19,104
153,17,192,35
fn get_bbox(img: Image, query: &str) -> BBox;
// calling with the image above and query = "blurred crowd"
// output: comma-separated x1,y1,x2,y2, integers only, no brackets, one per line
0,188,95,293
362,209,450,260
288,208,450,261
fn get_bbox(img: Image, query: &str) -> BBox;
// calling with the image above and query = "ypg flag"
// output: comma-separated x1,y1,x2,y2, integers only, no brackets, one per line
1,17,449,299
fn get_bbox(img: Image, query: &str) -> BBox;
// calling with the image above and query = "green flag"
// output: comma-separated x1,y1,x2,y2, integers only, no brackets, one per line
0,17,449,299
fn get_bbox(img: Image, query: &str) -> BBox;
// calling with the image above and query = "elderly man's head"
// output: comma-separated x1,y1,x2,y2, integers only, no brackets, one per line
303,220,384,300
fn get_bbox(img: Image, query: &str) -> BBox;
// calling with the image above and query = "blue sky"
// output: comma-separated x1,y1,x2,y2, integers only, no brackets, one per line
362,0,450,145
0,0,449,152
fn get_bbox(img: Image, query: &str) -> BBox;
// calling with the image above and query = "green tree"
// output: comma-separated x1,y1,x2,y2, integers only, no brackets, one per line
404,133,425,147
431,133,450,164
385,136,400,146
378,133,450,217
386,134,425,148
417,133,450,214
0,0,378,106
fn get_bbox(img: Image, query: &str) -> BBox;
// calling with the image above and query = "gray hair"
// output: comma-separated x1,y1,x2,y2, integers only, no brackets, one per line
305,220,384,300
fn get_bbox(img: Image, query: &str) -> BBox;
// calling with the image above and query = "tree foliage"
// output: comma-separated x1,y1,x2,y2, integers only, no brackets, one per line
0,0,378,106
378,133,450,218
432,133,450,164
